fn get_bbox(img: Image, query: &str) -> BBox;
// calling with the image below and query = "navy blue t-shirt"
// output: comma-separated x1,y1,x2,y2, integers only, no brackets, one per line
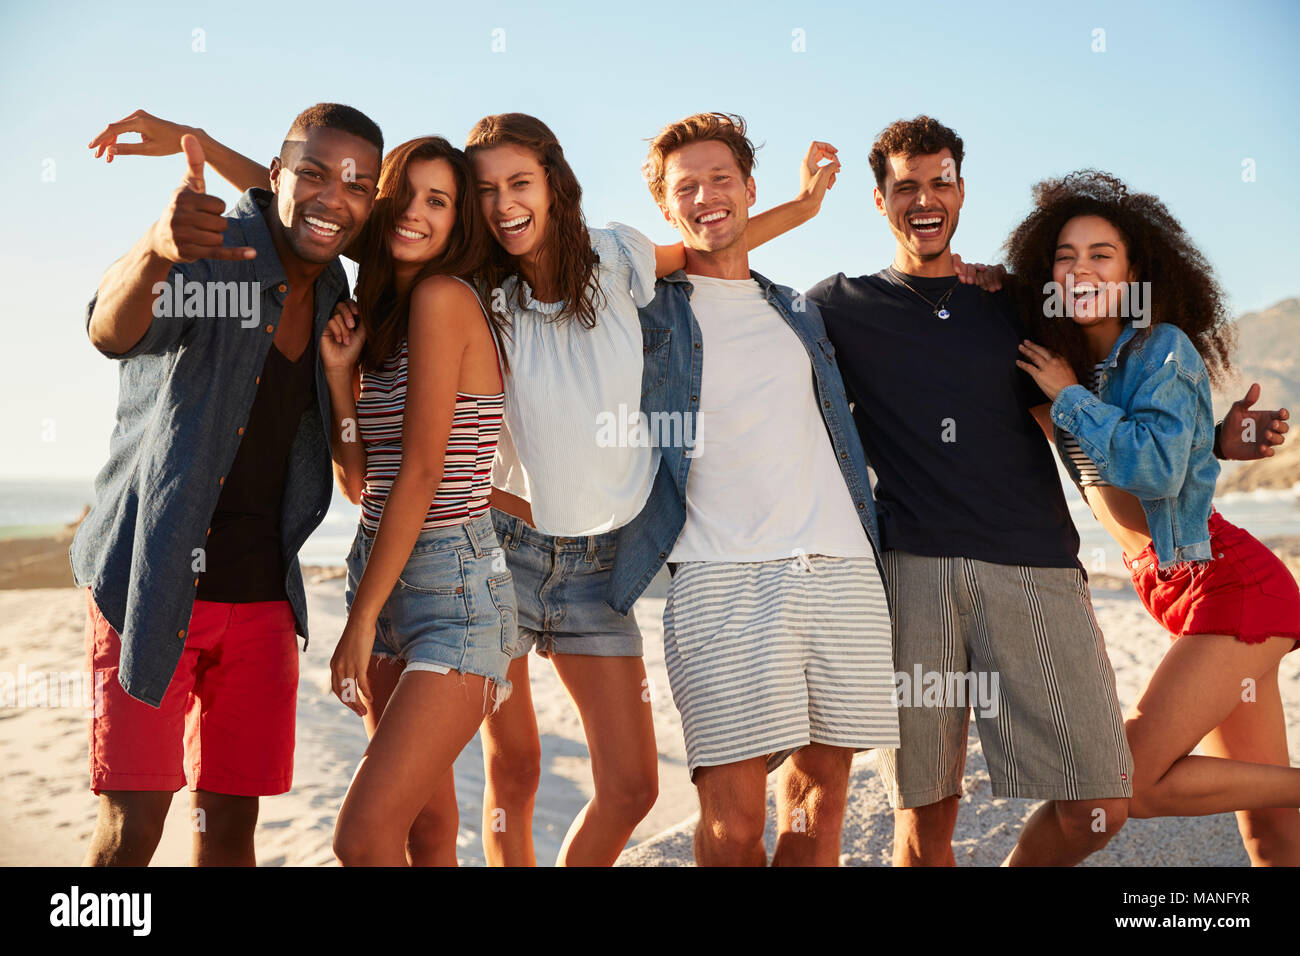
807,269,1080,569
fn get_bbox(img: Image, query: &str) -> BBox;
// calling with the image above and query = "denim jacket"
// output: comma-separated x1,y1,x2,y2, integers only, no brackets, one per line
70,188,347,707
607,269,885,612
1050,321,1219,568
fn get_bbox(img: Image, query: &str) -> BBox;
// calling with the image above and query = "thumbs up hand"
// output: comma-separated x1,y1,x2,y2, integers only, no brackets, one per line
149,134,256,263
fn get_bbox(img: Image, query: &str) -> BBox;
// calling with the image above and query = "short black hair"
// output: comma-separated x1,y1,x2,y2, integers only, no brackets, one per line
869,115,964,191
280,103,383,163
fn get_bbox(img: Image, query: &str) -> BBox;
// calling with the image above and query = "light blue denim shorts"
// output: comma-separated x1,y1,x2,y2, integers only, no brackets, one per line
491,509,642,658
345,512,522,699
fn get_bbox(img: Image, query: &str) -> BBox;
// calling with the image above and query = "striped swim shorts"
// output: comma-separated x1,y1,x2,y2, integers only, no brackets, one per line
663,554,900,779
876,550,1133,808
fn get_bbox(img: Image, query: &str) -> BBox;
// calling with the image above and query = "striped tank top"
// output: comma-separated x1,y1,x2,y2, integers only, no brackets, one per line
1059,360,1110,488
358,277,504,534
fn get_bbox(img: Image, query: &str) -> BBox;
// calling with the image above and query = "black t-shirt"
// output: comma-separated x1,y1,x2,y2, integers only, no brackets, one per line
196,344,317,602
807,269,1080,569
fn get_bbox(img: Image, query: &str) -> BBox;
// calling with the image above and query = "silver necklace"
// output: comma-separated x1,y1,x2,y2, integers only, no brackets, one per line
886,266,959,320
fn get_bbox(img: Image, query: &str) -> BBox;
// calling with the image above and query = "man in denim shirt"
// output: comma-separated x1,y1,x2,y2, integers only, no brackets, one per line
612,113,898,866
75,105,380,866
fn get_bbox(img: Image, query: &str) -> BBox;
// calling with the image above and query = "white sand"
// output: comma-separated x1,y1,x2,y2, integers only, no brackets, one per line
0,580,693,866
3,577,1299,866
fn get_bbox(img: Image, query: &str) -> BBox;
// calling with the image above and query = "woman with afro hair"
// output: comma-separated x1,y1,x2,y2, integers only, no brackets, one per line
1007,170,1300,865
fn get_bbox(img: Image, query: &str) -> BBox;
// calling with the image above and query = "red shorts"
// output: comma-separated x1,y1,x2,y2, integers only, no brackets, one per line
1123,513,1300,647
84,589,299,796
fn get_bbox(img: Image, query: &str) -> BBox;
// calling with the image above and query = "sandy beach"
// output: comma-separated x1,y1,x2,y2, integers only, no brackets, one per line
3,527,1300,866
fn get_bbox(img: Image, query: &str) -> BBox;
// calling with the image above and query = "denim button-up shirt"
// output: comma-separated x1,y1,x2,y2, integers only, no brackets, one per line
71,188,347,707
1051,321,1219,567
608,269,886,612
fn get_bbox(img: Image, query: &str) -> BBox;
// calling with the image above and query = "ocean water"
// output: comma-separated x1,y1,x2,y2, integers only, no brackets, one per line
2,478,1298,571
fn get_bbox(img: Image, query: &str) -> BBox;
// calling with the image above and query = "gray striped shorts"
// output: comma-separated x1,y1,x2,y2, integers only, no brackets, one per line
663,554,900,778
876,550,1133,808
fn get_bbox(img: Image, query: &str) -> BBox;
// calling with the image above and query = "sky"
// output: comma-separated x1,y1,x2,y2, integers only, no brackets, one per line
2,0,1297,479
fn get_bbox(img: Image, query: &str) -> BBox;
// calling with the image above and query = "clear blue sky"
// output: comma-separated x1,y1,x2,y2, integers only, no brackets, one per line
2,0,1297,478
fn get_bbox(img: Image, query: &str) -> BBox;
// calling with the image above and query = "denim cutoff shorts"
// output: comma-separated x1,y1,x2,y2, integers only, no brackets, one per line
345,512,521,700
491,508,642,658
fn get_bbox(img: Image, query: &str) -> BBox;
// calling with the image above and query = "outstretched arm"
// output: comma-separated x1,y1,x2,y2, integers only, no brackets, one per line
89,109,271,193
652,140,842,277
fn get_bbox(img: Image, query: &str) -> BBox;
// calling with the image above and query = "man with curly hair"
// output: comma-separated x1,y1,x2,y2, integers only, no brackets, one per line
805,115,1288,866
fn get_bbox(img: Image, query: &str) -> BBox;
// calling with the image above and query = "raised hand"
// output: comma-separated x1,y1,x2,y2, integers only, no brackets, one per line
1218,382,1290,459
321,299,366,376
797,141,841,212
148,134,255,263
88,109,192,163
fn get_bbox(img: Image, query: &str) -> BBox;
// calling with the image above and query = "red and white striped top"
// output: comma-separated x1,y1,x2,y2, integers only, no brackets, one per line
357,281,504,533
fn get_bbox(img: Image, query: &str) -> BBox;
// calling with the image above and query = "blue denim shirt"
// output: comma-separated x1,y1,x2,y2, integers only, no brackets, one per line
1051,321,1219,568
607,269,885,613
70,188,347,707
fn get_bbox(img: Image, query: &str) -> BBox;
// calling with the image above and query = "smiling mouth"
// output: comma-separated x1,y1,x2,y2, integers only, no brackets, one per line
498,215,531,238
393,224,428,242
696,209,730,225
304,215,343,239
907,214,943,238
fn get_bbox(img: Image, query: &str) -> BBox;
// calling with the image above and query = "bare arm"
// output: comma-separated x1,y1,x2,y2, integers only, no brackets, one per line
329,277,476,713
88,135,255,356
1028,402,1055,442
89,109,270,193
320,299,368,503
651,141,841,278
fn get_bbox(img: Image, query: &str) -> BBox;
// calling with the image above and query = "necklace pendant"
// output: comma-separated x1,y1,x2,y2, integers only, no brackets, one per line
936,308,950,320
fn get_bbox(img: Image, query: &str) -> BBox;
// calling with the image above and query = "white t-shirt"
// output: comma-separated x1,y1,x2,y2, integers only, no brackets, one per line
667,274,873,563
491,222,660,536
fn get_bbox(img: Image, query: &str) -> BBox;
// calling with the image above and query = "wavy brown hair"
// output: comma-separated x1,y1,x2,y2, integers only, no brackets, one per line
1002,169,1234,387
642,111,757,204
353,136,495,372
465,113,602,329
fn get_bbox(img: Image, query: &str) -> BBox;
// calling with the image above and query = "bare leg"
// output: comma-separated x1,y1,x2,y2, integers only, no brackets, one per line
480,654,540,866
695,757,769,867
1194,659,1300,865
893,796,960,867
1003,797,1128,866
83,790,173,866
332,670,488,866
549,654,658,866
1124,635,1300,817
362,656,459,866
191,791,259,866
772,744,854,866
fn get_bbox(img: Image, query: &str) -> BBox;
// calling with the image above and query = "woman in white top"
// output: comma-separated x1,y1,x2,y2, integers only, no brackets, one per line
465,112,840,865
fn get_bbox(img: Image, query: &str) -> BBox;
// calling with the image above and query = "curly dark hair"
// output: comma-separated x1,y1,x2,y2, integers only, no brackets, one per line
868,116,963,190
1002,169,1234,387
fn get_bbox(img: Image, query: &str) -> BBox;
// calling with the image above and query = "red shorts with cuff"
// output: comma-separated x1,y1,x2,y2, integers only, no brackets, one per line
1123,513,1300,648
84,588,299,796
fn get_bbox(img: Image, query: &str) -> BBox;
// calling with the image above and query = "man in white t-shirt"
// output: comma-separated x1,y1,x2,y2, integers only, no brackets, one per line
616,113,898,866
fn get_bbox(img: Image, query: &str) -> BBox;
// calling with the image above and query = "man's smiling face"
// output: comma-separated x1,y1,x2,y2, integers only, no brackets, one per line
658,139,756,252
270,127,380,265
876,148,964,264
